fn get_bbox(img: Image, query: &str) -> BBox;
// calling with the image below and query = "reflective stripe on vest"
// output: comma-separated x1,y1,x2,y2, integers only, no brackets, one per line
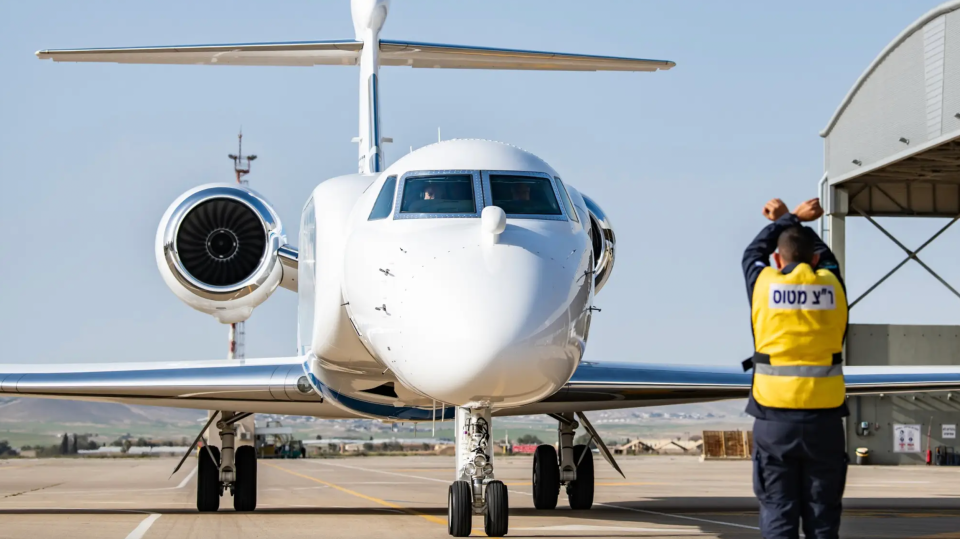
754,364,844,378
750,264,848,410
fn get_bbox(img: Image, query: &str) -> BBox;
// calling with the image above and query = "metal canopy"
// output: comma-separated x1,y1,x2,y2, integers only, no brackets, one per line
838,136,960,217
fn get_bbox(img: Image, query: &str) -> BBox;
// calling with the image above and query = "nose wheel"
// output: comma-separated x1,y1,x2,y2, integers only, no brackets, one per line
484,480,509,536
447,481,472,537
447,407,508,537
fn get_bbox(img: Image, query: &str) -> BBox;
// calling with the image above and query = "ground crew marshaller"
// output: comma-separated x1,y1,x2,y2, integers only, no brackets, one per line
741,198,849,539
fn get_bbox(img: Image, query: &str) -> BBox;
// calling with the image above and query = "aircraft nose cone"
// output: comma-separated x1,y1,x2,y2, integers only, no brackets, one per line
345,220,593,407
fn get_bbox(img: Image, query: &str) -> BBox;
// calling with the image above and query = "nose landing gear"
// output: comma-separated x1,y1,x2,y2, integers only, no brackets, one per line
447,407,508,537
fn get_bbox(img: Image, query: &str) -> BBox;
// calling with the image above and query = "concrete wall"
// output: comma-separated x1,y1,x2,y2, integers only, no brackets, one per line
847,324,960,366
846,324,960,465
848,393,960,465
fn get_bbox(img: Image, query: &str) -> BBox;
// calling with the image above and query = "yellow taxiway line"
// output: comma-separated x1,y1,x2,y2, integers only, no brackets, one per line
263,462,446,526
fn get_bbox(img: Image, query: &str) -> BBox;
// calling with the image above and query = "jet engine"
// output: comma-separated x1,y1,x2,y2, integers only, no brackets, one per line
583,195,616,294
156,184,287,323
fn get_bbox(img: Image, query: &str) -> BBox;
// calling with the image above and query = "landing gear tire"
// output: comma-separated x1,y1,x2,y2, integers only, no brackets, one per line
447,480,473,537
233,445,257,512
484,480,509,537
197,445,221,513
567,444,594,510
532,444,560,510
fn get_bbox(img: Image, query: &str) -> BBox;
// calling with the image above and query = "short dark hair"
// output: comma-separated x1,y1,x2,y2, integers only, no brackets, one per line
777,225,816,264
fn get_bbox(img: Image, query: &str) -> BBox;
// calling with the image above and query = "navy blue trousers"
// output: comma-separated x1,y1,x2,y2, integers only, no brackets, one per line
752,418,847,539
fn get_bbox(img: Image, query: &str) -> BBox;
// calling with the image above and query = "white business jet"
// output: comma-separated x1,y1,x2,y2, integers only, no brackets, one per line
8,0,960,536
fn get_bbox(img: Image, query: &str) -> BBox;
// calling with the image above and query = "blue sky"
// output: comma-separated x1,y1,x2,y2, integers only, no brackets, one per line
1,0,955,365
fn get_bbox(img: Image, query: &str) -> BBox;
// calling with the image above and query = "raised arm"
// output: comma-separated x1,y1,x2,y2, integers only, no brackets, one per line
742,199,799,300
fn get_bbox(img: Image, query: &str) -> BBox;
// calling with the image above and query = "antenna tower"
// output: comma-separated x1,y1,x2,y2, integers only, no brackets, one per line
227,130,257,359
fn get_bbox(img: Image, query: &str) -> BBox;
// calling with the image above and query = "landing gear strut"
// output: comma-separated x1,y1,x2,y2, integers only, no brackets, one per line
193,411,257,513
531,412,595,510
447,407,508,537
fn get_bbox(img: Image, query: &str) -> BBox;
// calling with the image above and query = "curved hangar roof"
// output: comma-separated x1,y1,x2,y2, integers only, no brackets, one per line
823,0,960,216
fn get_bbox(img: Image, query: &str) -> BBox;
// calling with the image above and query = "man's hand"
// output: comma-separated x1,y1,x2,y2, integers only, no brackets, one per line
762,199,789,221
792,198,824,222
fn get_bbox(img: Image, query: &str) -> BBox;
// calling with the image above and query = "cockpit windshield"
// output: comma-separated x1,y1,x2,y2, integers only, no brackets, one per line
488,175,562,216
399,175,476,214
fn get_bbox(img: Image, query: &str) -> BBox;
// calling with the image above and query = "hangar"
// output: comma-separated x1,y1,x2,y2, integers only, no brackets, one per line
821,0,960,464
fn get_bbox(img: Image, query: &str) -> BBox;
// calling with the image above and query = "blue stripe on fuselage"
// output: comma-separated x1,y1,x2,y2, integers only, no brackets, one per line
304,367,455,421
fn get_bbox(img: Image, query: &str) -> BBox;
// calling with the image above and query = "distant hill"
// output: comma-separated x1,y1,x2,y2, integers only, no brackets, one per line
0,397,205,426
641,399,749,417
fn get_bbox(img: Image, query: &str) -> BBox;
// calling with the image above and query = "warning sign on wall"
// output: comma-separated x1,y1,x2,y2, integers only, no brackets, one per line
943,424,957,439
894,424,922,453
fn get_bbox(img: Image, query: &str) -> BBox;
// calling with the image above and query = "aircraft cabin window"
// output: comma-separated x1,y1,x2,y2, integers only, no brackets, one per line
555,177,579,223
488,174,562,216
368,175,397,220
399,175,477,215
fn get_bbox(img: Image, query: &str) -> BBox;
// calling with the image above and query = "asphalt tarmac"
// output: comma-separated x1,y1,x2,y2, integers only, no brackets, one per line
0,455,958,538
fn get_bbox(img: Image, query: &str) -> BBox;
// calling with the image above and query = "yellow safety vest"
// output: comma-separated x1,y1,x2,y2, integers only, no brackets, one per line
750,263,848,410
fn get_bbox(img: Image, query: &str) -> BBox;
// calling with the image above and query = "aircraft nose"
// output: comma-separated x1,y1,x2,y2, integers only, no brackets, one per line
348,220,593,407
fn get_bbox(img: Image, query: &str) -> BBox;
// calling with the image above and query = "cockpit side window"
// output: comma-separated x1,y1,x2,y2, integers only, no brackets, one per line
368,176,397,220
399,174,477,215
488,174,563,216
554,177,579,223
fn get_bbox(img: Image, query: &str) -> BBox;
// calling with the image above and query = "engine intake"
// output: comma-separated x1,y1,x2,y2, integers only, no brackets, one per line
583,195,616,295
176,198,267,287
156,184,286,323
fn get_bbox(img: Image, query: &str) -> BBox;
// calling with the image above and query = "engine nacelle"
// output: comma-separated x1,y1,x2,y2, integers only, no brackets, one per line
156,183,286,324
583,195,616,294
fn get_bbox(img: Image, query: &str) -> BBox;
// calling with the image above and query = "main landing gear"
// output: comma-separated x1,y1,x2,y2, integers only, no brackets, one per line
194,411,257,513
532,413,595,511
447,407,508,537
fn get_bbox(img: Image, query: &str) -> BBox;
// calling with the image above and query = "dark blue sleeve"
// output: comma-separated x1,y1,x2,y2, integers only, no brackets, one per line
742,213,800,301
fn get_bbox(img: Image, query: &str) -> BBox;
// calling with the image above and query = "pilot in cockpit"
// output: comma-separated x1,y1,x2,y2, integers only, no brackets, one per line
509,182,531,202
423,184,441,200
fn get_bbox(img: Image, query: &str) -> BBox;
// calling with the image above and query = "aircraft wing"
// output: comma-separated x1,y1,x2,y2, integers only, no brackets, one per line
500,362,960,416
0,357,355,418
3,358,959,419
36,39,674,72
